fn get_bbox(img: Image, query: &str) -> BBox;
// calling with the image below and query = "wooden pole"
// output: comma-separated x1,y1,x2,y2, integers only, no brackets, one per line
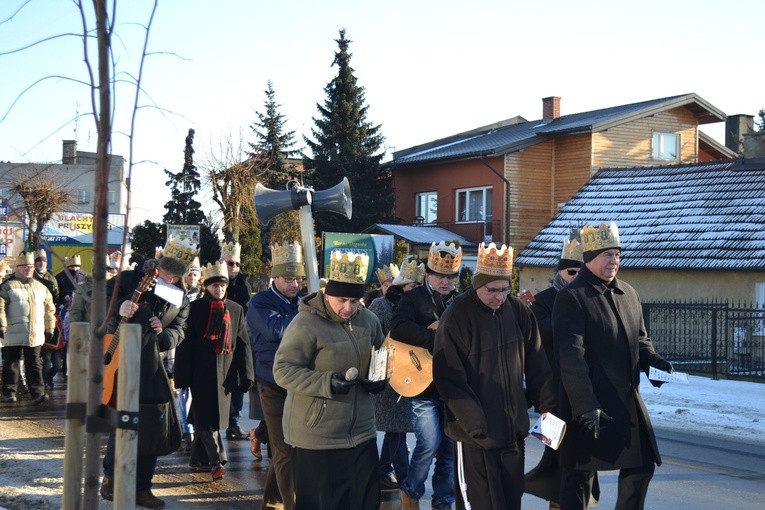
114,323,141,509
62,322,90,510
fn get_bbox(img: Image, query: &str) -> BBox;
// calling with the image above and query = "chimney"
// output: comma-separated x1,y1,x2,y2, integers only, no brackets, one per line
725,114,754,155
62,140,77,164
743,132,765,158
542,96,561,120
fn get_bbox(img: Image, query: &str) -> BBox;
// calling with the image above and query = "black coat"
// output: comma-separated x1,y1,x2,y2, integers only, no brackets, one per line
225,272,252,310
174,296,254,430
107,270,189,405
552,266,666,471
531,285,557,369
434,291,555,449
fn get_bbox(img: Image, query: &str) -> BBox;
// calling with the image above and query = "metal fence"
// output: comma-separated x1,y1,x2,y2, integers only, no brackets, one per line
643,299,765,381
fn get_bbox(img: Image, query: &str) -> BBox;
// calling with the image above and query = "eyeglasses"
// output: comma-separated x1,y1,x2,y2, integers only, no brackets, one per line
483,286,510,295
566,269,579,276
282,277,304,284
227,261,240,267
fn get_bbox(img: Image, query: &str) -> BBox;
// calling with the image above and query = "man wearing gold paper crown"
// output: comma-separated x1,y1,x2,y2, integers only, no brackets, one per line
552,222,673,510
33,248,60,304
55,254,86,307
246,241,307,509
219,241,253,440
433,242,555,510
390,241,462,510
100,236,196,509
364,262,400,304
1,251,57,405
273,250,386,510
174,260,254,482
367,260,419,492
525,234,600,510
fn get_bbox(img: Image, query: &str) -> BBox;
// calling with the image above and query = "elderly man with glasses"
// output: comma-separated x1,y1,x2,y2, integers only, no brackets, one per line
219,242,253,440
433,242,555,510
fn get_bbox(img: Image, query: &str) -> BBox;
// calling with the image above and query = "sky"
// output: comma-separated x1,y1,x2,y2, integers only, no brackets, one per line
1,0,763,226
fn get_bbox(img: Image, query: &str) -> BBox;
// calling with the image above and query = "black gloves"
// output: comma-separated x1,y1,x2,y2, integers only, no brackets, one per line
330,372,356,395
44,331,53,343
358,378,387,394
240,379,254,393
577,409,612,440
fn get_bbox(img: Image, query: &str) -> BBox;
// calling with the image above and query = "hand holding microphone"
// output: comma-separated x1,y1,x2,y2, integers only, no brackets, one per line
330,367,358,395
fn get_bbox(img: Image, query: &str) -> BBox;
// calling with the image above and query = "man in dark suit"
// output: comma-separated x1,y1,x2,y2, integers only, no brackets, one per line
552,222,673,510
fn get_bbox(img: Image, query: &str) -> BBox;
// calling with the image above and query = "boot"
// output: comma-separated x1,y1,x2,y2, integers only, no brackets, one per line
400,489,420,510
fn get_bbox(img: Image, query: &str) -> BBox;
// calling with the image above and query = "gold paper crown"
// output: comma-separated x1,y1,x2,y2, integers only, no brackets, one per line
202,260,228,283
376,263,400,285
220,242,242,261
34,249,47,261
187,256,201,272
476,242,513,277
65,255,82,267
16,251,35,266
328,251,369,285
392,260,425,285
581,222,621,253
560,238,583,262
271,241,304,266
427,241,462,275
160,235,200,266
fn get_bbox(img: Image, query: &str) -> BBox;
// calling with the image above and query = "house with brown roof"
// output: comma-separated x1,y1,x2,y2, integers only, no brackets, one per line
390,93,736,255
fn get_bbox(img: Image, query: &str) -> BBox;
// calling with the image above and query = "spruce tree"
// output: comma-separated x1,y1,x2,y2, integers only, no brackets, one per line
303,29,394,234
163,128,219,264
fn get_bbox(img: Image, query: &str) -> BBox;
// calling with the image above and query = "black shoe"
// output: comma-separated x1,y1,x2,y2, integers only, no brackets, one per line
100,477,114,501
17,383,29,395
226,425,247,440
380,472,400,491
136,490,165,509
182,432,193,452
31,394,50,406
46,380,55,389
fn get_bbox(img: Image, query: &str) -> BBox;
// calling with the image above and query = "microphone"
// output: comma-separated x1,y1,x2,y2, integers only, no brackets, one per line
344,367,359,381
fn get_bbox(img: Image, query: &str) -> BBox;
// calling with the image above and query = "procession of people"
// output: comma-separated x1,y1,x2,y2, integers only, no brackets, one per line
0,219,676,510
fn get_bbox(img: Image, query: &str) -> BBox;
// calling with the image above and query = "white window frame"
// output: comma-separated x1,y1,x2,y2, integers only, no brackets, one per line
108,190,116,205
652,132,680,161
76,189,91,204
415,191,437,224
456,186,492,223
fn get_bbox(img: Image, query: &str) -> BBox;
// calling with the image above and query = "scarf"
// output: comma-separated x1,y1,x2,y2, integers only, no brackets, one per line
551,272,568,291
203,299,231,354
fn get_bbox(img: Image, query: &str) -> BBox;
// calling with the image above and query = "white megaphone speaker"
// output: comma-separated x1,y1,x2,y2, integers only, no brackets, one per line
254,177,352,224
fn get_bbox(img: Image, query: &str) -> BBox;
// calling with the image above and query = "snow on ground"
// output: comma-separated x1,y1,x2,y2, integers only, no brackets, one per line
639,372,765,446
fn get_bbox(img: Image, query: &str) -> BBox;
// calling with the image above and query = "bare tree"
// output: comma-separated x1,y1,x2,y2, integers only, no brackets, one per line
12,174,71,249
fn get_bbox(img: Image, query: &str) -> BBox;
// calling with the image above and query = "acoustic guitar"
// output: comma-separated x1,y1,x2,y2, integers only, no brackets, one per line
384,321,438,398
102,269,158,407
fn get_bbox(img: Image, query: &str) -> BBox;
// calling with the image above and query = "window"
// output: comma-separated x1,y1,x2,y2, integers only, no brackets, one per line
456,186,492,223
76,190,91,204
416,192,437,224
652,132,679,161
108,190,116,205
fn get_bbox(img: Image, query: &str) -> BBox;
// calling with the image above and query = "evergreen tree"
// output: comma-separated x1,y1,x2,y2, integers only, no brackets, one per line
249,81,299,189
163,128,206,225
163,128,217,263
129,220,165,267
303,29,394,234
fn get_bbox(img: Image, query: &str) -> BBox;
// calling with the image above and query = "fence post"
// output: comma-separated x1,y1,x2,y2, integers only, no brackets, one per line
114,323,141,508
711,309,719,380
62,322,90,510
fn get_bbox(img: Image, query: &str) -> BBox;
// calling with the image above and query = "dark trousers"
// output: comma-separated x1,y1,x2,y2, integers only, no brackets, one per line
259,384,293,509
455,440,525,510
292,438,380,510
559,462,655,510
103,432,157,492
41,349,63,385
190,430,226,466
378,431,409,482
228,387,244,428
1,345,44,399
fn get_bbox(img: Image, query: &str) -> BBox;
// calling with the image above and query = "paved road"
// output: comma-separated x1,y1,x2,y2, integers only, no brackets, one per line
1,382,764,509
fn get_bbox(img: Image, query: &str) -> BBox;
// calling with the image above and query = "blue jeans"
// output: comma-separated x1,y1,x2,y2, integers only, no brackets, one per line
103,433,157,492
401,397,454,509
229,387,244,428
